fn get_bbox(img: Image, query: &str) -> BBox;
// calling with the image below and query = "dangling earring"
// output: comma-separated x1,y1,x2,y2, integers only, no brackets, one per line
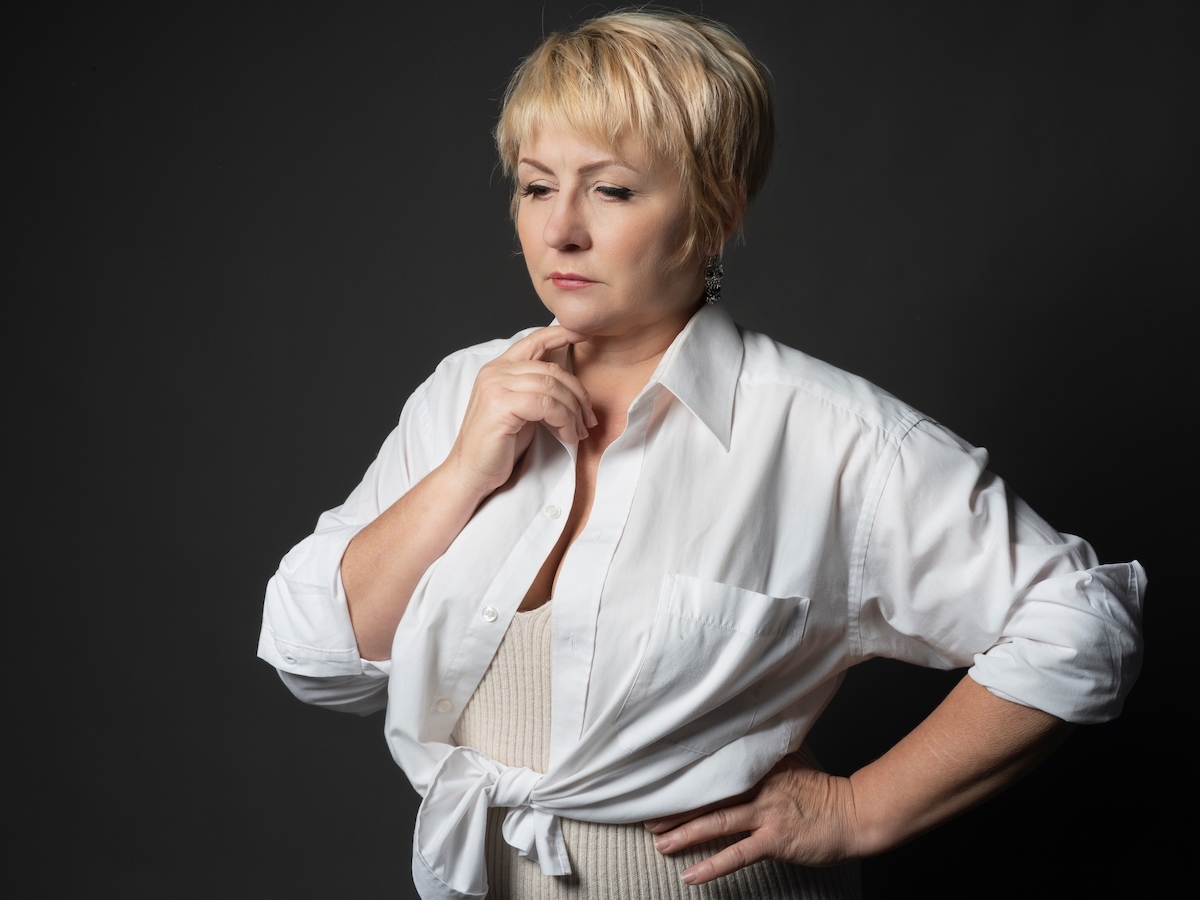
704,256,723,305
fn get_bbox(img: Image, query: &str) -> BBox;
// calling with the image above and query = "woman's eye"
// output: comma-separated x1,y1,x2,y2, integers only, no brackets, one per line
597,185,634,200
519,184,552,198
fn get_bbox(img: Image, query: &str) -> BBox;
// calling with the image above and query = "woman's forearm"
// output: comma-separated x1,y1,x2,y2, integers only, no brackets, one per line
848,673,1074,857
342,459,487,661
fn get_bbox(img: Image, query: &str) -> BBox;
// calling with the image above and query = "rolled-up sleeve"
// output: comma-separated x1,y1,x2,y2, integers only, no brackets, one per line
257,377,435,712
855,419,1145,724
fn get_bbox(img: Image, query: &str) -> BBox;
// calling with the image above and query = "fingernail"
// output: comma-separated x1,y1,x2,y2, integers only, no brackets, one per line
587,408,598,427
643,820,660,831
681,870,698,885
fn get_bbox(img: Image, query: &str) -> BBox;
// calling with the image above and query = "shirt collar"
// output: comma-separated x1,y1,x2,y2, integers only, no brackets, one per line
649,303,744,452
550,303,744,452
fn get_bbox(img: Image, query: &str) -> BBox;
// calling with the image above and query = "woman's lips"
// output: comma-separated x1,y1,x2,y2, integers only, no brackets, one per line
550,272,597,290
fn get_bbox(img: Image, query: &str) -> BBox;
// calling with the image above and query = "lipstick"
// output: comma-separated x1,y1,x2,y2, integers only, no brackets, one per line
550,272,597,290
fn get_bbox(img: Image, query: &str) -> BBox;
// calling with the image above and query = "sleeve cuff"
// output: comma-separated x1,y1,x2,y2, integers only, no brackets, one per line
257,523,368,676
968,561,1145,724
257,623,368,677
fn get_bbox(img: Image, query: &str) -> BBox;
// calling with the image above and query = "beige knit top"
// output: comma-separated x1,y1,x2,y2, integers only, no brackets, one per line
450,602,862,900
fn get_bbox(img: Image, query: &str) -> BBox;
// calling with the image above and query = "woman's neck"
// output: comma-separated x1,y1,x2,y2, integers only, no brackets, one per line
568,299,702,418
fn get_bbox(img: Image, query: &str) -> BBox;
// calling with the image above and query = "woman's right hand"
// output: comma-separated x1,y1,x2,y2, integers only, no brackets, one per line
343,325,596,659
446,325,598,499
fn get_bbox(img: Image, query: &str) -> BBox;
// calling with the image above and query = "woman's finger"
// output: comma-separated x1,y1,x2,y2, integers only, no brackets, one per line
506,391,589,442
501,376,590,440
681,833,771,886
501,362,597,428
644,786,759,835
643,813,691,834
501,324,591,363
651,802,759,854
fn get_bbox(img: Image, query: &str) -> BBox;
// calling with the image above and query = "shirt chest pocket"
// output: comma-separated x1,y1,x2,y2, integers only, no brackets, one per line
614,573,810,757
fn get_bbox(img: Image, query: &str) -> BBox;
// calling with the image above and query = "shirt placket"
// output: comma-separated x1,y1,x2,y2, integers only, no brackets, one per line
549,390,657,766
422,430,577,734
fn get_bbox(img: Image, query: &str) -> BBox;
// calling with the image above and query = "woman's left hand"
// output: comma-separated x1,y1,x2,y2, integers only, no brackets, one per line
644,677,1072,885
643,756,860,885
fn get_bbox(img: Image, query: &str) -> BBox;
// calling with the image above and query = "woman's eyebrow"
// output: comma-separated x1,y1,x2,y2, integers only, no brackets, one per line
518,157,640,177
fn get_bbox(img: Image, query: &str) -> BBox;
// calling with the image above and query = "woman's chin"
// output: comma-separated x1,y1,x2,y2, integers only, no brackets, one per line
541,298,693,344
540,300,624,338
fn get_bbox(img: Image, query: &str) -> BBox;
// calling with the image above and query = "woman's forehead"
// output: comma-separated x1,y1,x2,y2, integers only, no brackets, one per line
517,120,662,170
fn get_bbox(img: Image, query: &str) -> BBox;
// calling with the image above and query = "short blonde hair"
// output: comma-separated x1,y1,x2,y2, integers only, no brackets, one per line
495,9,774,264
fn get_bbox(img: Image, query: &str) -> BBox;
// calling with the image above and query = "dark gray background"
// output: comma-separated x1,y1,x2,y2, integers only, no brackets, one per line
18,1,1191,897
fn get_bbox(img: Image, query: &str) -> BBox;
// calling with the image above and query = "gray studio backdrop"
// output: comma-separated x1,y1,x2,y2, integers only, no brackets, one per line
26,1,1187,897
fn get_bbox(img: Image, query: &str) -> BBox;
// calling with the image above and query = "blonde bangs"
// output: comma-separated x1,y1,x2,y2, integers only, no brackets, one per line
495,11,774,266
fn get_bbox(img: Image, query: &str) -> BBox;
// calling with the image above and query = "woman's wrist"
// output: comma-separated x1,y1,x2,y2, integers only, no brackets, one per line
432,452,503,511
844,764,901,858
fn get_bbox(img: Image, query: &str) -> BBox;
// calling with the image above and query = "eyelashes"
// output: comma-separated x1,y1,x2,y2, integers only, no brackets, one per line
518,184,635,201
597,186,634,200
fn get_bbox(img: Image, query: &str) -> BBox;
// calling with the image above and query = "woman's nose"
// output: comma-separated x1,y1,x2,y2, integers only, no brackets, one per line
542,195,591,251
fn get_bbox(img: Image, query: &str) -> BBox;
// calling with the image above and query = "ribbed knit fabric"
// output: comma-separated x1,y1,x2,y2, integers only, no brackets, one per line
450,602,862,900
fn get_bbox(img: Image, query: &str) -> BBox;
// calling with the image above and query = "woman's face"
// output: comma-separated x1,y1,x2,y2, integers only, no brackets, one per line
516,126,707,341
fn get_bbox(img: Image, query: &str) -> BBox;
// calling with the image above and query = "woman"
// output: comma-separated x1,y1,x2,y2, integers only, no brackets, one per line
258,10,1144,899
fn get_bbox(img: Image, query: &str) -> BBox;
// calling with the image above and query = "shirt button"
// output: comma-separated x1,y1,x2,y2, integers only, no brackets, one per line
482,605,498,622
544,505,561,519
435,699,452,714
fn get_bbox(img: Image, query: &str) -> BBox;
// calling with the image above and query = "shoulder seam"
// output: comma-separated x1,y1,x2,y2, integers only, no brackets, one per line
846,411,930,662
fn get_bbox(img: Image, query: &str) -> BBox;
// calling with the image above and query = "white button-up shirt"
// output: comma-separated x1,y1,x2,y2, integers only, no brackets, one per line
258,304,1144,900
